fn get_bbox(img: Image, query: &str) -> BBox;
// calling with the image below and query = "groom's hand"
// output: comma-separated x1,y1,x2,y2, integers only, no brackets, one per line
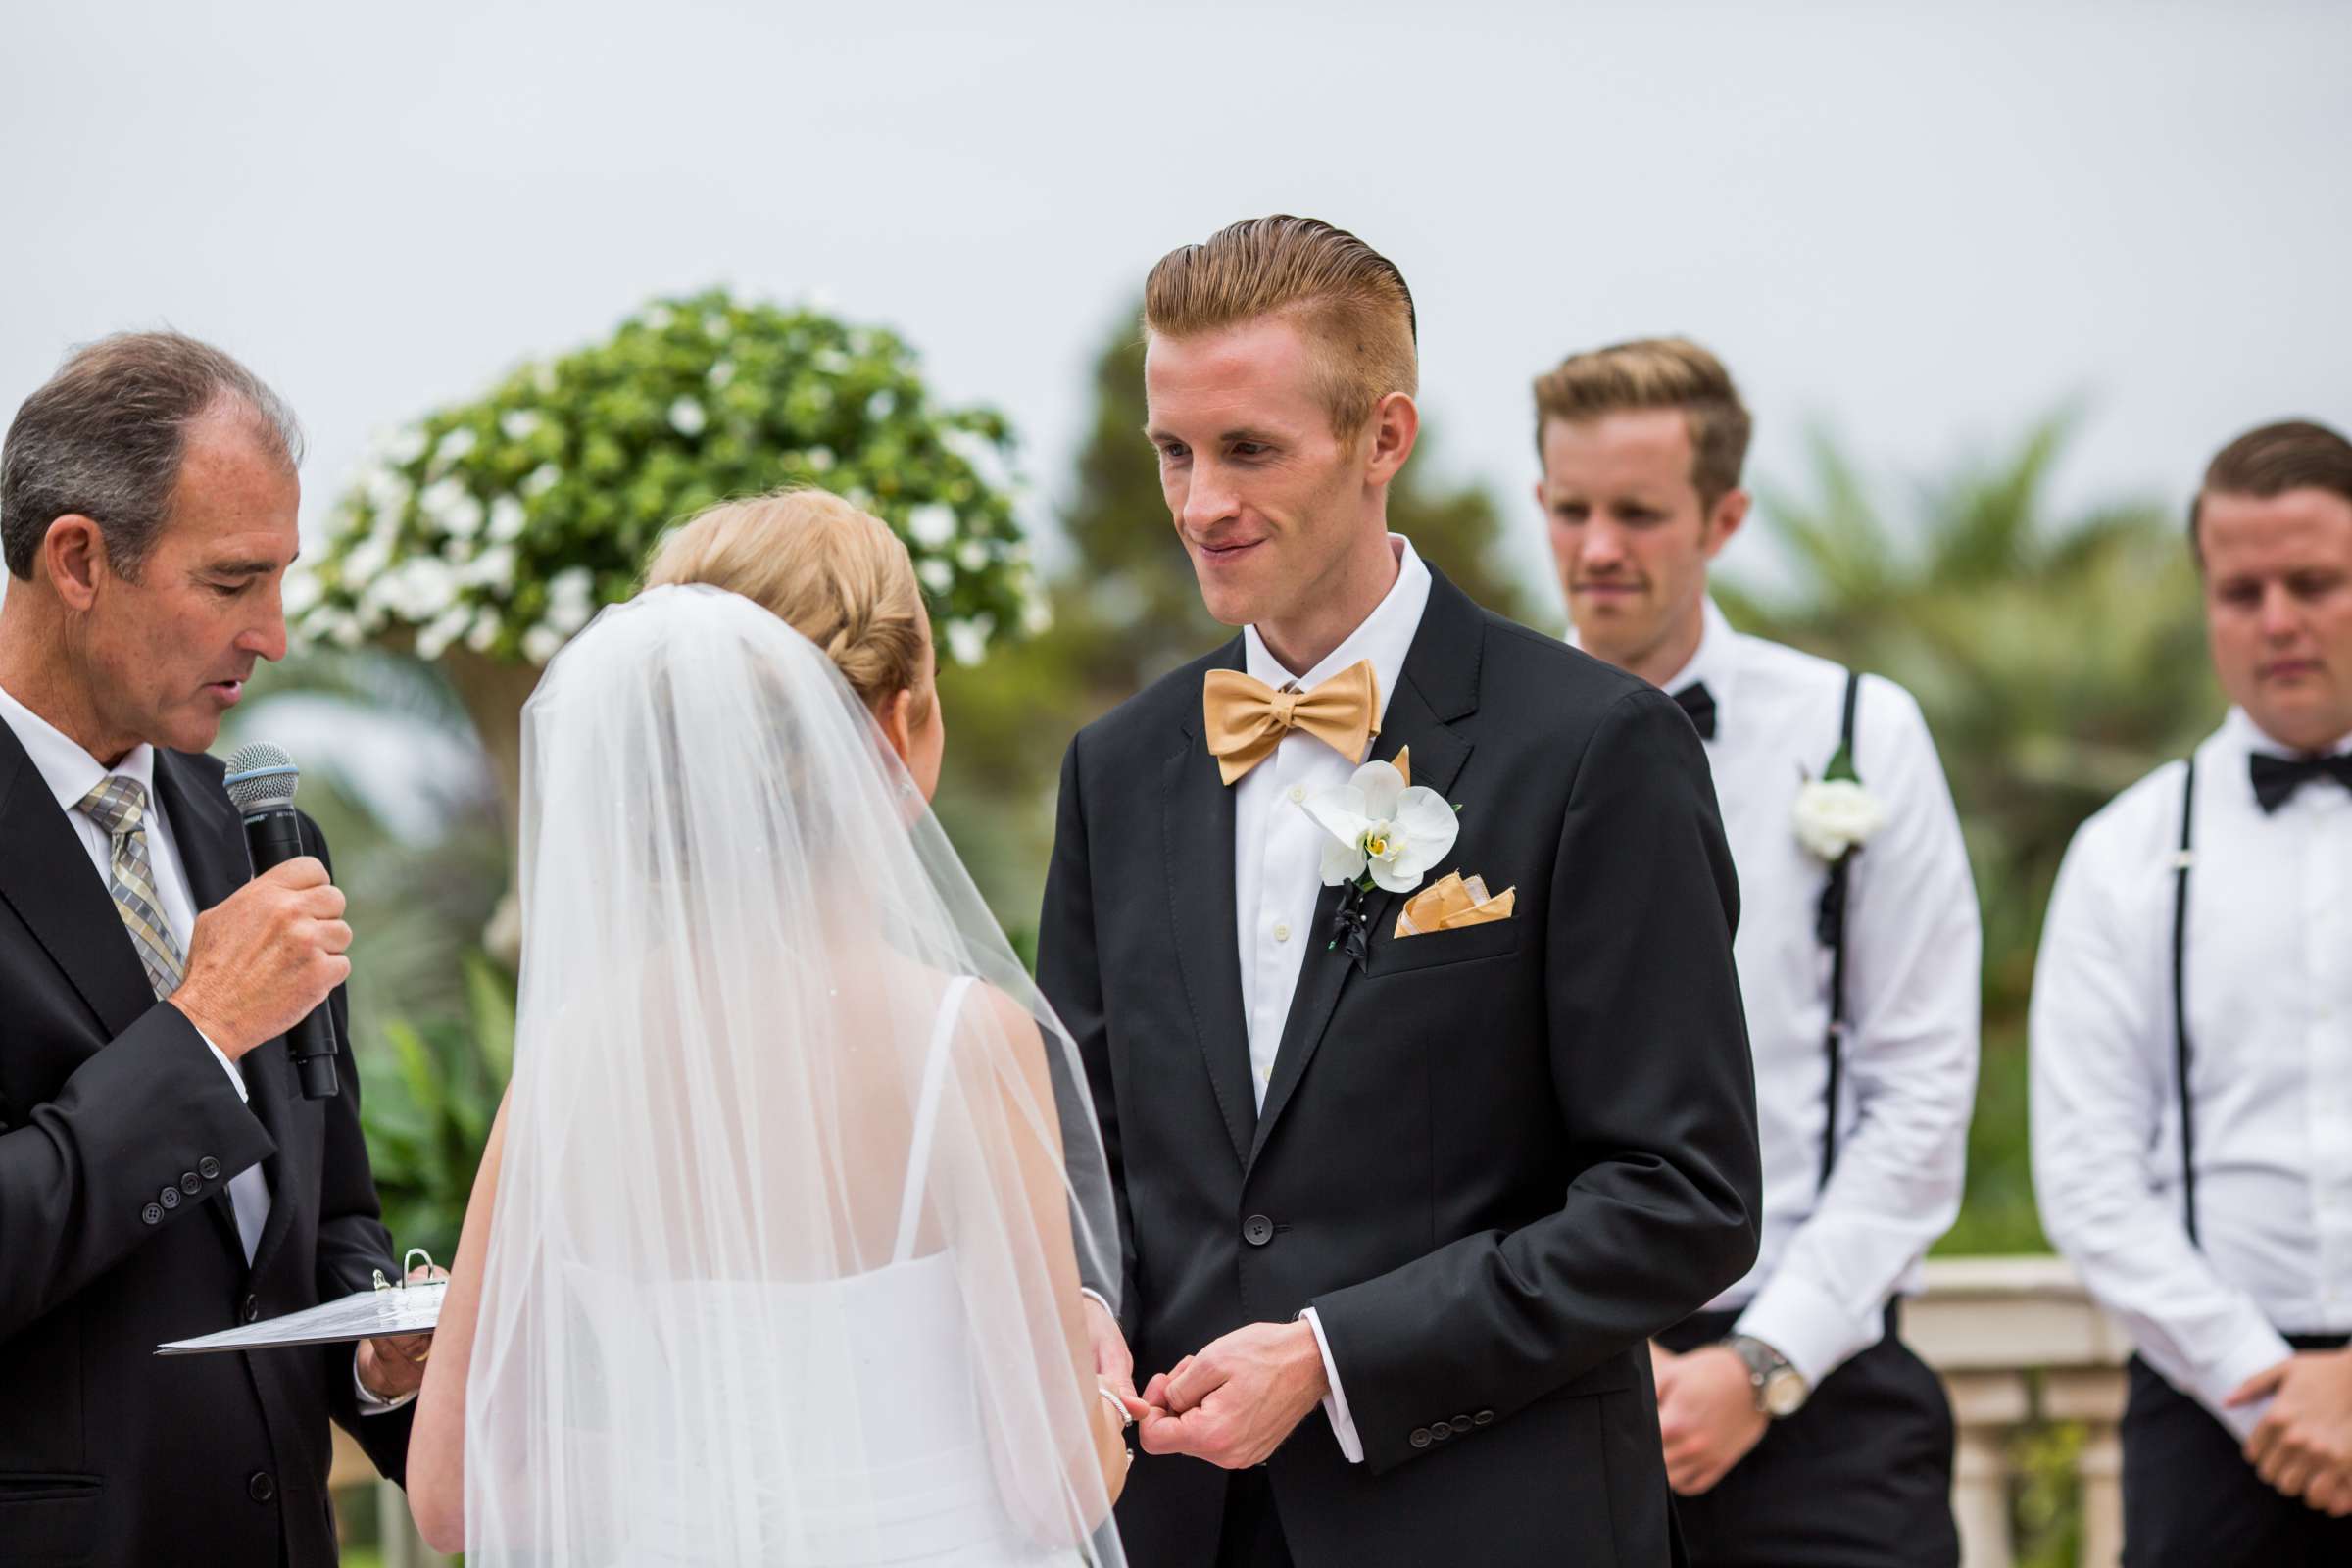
1134,1321,1328,1469
1084,1293,1139,1404
1654,1345,1767,1495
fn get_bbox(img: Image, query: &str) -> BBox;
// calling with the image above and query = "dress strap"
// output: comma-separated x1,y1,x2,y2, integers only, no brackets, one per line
893,975,977,1265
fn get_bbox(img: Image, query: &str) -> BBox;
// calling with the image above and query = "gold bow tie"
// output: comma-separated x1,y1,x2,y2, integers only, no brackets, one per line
1202,660,1381,786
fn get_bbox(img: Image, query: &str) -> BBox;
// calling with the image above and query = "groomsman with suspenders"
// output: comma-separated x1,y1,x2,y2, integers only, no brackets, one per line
2034,419,2352,1562
1534,338,1983,1566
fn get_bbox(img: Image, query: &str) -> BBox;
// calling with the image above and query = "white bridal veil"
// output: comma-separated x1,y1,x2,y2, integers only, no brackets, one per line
465,585,1127,1566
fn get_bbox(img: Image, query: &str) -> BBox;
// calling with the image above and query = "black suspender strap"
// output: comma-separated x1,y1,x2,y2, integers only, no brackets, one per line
2172,757,2199,1246
1817,668,1863,1190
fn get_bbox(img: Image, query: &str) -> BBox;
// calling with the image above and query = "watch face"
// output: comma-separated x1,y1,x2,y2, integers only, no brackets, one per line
1763,1368,1808,1418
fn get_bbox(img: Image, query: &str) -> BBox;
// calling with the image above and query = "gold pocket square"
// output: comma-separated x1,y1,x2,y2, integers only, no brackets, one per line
1394,871,1517,939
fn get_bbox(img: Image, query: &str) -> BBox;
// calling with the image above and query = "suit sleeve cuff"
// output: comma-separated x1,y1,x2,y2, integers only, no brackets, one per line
1732,1269,1880,1390
354,1349,417,1416
197,1030,249,1104
1298,1307,1364,1464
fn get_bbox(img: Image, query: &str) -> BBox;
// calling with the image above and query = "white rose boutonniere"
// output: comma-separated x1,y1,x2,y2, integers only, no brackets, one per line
1298,748,1462,966
1792,741,1885,861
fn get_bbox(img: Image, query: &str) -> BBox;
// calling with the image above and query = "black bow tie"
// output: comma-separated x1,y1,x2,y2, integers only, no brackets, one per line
2249,750,2352,814
1672,681,1717,741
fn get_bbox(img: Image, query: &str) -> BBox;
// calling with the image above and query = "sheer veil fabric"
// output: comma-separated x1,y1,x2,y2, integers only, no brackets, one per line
466,585,1126,1566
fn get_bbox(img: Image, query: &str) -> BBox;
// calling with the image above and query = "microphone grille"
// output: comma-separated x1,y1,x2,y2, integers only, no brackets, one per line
223,742,301,811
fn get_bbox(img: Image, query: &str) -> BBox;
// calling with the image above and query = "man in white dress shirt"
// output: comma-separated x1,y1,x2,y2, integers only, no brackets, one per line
0,332,423,1565
2033,418,2352,1562
1537,337,1982,1566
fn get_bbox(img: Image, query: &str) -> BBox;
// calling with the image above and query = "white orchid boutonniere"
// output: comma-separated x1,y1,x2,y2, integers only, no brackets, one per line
1298,748,1461,966
1791,741,1885,863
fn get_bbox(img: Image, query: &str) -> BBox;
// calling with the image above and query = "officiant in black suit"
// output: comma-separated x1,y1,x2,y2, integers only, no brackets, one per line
0,333,423,1568
1037,217,1762,1568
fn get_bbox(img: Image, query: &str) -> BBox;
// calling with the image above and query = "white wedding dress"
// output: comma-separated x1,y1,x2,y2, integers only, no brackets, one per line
463,585,1124,1567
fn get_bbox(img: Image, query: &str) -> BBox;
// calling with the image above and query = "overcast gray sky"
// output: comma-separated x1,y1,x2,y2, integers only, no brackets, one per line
4,0,2345,611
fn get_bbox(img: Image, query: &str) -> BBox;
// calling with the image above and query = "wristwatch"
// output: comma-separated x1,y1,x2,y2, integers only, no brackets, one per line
1723,1334,1809,1418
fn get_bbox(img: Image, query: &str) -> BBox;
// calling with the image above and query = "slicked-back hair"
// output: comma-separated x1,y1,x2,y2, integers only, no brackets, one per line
1533,337,1752,507
0,331,302,582
1143,215,1418,439
2191,419,2352,561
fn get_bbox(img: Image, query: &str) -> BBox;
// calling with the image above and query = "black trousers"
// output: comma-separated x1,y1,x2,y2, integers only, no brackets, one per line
2122,1339,2352,1568
1657,1306,1958,1568
1216,1469,1294,1568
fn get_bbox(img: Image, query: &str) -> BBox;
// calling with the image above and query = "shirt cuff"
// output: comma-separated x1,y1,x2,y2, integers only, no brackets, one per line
2189,1321,2297,1443
354,1348,417,1416
1078,1287,1114,1318
1298,1307,1363,1464
1732,1269,1880,1391
198,1030,249,1104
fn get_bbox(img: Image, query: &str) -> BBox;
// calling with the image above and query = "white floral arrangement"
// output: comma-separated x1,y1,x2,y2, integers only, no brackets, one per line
290,289,1049,669
1303,755,1462,894
1792,741,1885,860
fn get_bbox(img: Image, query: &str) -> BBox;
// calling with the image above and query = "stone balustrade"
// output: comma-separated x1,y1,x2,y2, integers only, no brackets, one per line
331,1252,2134,1565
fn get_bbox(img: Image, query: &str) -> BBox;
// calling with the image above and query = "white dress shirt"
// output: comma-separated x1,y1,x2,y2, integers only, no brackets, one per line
0,681,406,1414
1615,598,1983,1386
2033,708,2352,1438
1230,533,1432,1463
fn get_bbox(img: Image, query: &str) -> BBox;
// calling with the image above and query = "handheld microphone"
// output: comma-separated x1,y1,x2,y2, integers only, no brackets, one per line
222,742,341,1100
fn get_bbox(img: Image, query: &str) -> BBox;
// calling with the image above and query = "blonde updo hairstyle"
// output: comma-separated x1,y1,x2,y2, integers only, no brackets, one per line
643,488,934,725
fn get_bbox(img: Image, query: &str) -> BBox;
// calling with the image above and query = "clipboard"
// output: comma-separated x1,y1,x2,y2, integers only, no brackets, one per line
156,1249,442,1356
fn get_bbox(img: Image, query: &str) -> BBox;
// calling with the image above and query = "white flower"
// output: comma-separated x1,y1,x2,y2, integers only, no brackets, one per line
521,624,565,664
343,534,393,588
643,304,675,331
440,491,486,540
907,504,957,548
460,543,517,593
812,347,852,374
945,615,992,667
488,495,528,542
417,476,469,528
707,360,737,390
1300,759,1461,895
1792,778,1886,860
518,465,561,502
545,566,597,634
466,606,503,653
416,605,473,662
917,558,954,594
385,427,429,466
805,444,835,471
280,569,323,619
703,312,731,340
500,410,542,442
432,426,477,469
1019,584,1054,636
363,465,413,515
956,540,989,572
668,397,708,437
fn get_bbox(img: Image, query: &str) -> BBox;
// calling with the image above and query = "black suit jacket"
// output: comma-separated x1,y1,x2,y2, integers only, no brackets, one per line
1039,568,1761,1568
0,722,411,1568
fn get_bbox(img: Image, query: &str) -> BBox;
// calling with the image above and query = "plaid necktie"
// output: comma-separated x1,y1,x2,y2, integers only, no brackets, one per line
76,776,187,1000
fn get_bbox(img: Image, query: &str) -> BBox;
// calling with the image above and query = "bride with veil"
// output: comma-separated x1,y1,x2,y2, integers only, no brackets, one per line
406,492,1133,1565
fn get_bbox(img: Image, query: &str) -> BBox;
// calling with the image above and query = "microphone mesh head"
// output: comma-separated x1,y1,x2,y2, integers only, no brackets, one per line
223,741,301,811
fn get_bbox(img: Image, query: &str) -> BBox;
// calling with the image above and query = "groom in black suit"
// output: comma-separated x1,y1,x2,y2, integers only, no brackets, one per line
0,333,422,1567
1038,216,1762,1567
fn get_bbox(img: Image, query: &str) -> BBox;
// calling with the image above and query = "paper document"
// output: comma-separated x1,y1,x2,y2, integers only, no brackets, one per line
156,1279,445,1356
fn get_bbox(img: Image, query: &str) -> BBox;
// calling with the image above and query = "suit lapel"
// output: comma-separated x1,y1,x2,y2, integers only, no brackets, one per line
1162,639,1256,1168
153,751,290,1272
0,721,165,1046
1250,570,1484,1166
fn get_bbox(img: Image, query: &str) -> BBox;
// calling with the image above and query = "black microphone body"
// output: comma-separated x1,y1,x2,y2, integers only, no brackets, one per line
238,802,342,1101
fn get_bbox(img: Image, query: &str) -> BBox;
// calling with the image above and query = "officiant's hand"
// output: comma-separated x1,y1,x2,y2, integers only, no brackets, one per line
1084,1293,1139,1405
2230,1348,2352,1513
357,1261,448,1402
1653,1344,1767,1496
1134,1321,1328,1469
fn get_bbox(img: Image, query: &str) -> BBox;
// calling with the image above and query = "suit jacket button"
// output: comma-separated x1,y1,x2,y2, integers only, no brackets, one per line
1409,1427,1432,1448
242,1295,260,1323
1473,1409,1494,1426
180,1171,202,1195
198,1156,221,1180
1431,1423,1452,1441
159,1185,180,1210
1449,1415,1474,1434
140,1202,163,1225
248,1471,275,1504
1242,1214,1274,1247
